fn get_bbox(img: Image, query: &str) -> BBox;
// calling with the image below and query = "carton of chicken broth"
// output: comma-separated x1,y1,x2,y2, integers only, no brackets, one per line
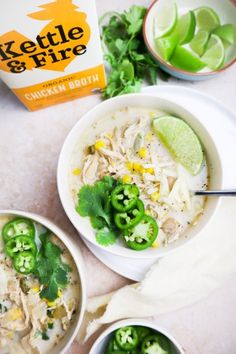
0,0,106,111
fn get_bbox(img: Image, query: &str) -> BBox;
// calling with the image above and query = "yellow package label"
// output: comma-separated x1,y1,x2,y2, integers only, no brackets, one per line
0,0,106,111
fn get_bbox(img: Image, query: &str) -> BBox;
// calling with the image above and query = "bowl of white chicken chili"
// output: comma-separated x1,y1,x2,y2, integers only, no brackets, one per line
57,93,223,259
0,210,86,354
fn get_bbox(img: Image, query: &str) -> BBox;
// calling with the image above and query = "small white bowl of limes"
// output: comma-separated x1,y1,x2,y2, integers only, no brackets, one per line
143,0,236,80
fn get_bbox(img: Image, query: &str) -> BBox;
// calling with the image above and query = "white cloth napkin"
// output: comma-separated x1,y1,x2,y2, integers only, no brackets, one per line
79,198,236,341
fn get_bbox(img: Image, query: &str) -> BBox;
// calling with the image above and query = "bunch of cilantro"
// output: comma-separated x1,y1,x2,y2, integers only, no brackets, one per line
34,232,71,301
77,176,120,246
100,6,159,98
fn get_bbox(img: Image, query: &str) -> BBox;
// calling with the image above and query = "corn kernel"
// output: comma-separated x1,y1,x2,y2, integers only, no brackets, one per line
46,300,56,307
133,162,141,171
58,289,63,298
9,308,23,320
139,166,145,174
122,175,132,184
126,161,133,171
32,286,40,293
73,168,81,176
94,140,106,150
146,131,153,141
145,209,151,215
152,240,159,248
150,192,160,202
145,167,154,174
138,147,147,159
149,111,157,119
7,332,13,339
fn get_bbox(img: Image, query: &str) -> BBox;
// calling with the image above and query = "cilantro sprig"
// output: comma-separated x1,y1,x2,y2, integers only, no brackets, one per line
100,6,160,98
34,233,71,302
77,176,120,246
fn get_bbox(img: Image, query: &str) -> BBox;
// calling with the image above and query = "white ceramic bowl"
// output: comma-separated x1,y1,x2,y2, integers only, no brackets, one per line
143,0,236,81
57,93,223,259
89,319,185,354
0,209,86,354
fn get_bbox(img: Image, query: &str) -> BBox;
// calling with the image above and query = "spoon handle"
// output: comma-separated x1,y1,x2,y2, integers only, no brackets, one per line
195,190,236,196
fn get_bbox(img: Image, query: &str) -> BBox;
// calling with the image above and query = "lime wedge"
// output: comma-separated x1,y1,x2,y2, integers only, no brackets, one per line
213,24,236,46
175,10,196,44
153,1,177,38
155,34,178,60
190,30,209,56
194,7,220,31
152,116,204,175
201,34,225,70
170,46,206,72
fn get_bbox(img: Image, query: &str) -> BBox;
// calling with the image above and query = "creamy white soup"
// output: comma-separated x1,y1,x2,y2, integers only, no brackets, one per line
0,215,80,354
70,107,208,247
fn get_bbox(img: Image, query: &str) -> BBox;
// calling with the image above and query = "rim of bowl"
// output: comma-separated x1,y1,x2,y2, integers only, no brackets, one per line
89,318,185,354
143,0,236,77
0,209,86,354
57,92,223,260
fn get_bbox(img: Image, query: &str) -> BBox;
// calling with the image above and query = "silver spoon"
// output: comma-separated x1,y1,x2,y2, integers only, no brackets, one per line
194,190,236,196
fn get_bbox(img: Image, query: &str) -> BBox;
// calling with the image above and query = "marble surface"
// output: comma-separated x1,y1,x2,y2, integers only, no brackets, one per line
0,0,236,353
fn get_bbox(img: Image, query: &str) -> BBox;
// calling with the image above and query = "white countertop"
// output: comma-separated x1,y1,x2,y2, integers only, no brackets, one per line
0,1,236,353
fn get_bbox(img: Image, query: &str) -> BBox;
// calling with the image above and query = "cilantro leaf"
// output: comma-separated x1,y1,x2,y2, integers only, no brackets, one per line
54,266,70,288
77,176,117,228
44,240,62,259
96,227,118,246
35,254,52,285
34,236,71,302
120,59,135,81
125,6,146,35
100,5,162,98
77,176,121,246
40,278,58,302
77,184,111,226
90,216,106,229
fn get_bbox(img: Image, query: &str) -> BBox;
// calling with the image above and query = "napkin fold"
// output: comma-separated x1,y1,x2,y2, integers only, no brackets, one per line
78,198,236,341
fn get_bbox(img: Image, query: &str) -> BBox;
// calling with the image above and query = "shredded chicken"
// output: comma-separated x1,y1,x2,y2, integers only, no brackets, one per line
162,218,180,237
0,223,80,353
21,335,40,354
73,107,208,247
8,342,27,354
167,176,177,191
82,154,99,184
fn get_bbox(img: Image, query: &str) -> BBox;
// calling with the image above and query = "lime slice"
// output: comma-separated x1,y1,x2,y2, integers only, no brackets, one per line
201,34,225,70
190,30,209,56
170,46,206,72
194,7,220,31
213,24,236,46
155,34,178,60
175,10,196,44
153,1,177,38
152,116,204,175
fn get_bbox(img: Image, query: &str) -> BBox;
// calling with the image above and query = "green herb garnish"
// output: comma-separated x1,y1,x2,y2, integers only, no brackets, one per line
41,331,50,340
100,6,160,98
34,234,71,302
48,322,54,330
95,227,118,246
0,303,8,313
77,176,120,246
47,309,54,318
